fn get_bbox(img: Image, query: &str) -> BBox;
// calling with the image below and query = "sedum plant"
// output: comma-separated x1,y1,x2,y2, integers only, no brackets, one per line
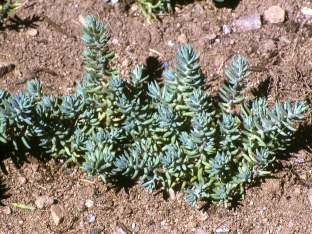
0,15,308,207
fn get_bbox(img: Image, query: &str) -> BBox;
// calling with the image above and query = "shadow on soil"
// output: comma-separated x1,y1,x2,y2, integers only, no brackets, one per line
0,179,10,205
3,14,41,32
0,141,51,175
173,0,241,9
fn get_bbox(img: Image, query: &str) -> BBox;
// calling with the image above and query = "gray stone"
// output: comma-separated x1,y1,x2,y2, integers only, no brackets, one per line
236,13,262,31
264,6,285,23
86,213,96,222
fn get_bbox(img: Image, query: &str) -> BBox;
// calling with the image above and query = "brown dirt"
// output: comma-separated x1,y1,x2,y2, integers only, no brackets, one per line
0,0,312,233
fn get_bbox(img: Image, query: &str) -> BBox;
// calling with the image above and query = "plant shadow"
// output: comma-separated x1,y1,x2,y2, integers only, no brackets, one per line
173,0,241,10
0,141,51,176
0,177,11,206
1,14,41,32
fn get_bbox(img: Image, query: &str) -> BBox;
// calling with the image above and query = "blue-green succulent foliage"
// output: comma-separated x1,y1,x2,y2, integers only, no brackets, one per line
0,15,308,207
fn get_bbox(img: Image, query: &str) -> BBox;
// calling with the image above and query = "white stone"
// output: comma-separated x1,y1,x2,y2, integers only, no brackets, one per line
168,40,175,46
27,29,38,37
85,199,94,208
222,25,232,35
215,227,230,233
301,7,312,18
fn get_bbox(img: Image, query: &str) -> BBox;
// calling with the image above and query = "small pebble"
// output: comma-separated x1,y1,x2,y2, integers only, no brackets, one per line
112,38,119,45
222,25,232,35
168,40,175,46
131,222,136,228
302,7,312,18
122,59,130,67
168,188,175,200
161,61,169,69
86,213,96,222
85,199,94,208
78,15,86,26
204,34,217,41
111,0,118,3
91,228,104,234
160,220,167,226
27,29,38,37
264,5,285,24
78,203,87,212
50,204,66,226
215,227,230,233
0,206,11,215
236,13,262,31
131,5,138,12
18,176,27,185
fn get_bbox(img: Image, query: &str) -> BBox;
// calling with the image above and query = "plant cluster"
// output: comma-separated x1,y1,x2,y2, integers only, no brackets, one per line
137,0,227,24
0,15,308,207
0,0,21,26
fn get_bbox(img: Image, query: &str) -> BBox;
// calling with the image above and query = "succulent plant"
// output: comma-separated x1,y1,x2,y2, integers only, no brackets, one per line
0,15,308,208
